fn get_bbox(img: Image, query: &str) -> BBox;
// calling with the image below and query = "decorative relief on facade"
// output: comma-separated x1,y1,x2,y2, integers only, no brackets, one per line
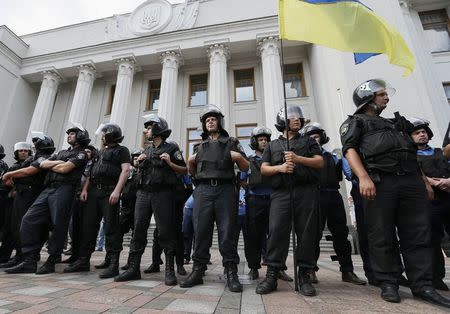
42,71,62,89
257,36,280,58
160,51,183,69
77,64,96,82
207,44,230,64
116,58,136,76
104,0,200,41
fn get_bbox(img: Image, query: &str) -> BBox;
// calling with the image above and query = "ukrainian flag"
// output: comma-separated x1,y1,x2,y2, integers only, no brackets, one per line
279,0,416,76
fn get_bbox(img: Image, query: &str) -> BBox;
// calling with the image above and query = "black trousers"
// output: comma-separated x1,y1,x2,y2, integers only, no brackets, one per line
0,196,14,259
120,194,136,236
192,183,239,267
69,196,84,259
130,188,176,255
265,184,320,271
429,191,450,282
20,185,75,256
243,194,270,269
79,186,122,257
316,189,353,272
363,172,433,293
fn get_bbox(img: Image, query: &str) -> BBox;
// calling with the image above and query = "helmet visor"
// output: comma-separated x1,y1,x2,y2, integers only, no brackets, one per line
365,79,396,98
66,121,86,133
14,142,31,151
31,131,46,141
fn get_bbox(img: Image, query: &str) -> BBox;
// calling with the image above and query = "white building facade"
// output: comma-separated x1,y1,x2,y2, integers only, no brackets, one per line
0,0,449,164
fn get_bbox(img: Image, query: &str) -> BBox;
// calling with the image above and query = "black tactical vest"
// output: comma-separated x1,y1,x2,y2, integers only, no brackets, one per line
46,147,86,186
269,136,320,189
122,168,139,200
356,114,418,173
418,148,450,179
141,142,179,186
15,154,50,192
195,137,235,180
91,146,124,185
319,152,342,189
248,156,270,188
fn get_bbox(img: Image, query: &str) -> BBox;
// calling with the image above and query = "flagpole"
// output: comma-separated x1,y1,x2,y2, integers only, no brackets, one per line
279,38,299,292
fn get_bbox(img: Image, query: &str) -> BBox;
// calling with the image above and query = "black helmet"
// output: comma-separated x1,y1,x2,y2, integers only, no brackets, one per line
249,127,272,150
353,79,396,114
302,122,330,145
31,132,56,154
14,142,32,161
66,122,91,147
0,144,5,159
131,149,143,157
96,123,124,144
408,117,434,140
199,105,229,139
143,114,172,139
275,105,306,132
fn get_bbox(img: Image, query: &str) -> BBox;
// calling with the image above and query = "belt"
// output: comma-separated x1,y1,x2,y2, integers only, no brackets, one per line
47,182,72,188
92,183,116,190
197,179,233,186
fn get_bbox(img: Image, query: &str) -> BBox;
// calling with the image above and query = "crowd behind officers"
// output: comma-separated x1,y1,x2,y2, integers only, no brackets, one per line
0,78,449,309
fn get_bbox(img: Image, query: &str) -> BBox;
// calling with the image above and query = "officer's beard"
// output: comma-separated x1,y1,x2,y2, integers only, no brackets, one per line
368,103,383,115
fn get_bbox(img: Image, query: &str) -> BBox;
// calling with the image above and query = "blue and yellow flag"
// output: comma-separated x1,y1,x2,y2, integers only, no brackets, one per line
279,0,416,76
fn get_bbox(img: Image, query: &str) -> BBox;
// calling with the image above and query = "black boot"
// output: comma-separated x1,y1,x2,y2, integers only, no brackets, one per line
164,253,177,286
177,264,187,276
380,283,400,303
114,252,141,282
225,263,242,293
433,279,450,291
0,254,22,269
99,252,119,279
180,264,205,288
63,257,90,273
144,263,161,273
413,288,450,308
4,253,37,274
95,252,111,269
342,271,366,285
309,271,318,284
299,270,316,297
278,270,293,282
121,254,131,270
36,254,60,275
256,266,278,294
61,255,78,264
248,268,259,280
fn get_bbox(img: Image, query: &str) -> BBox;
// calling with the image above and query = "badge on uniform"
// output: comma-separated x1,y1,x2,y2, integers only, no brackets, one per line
340,123,349,136
174,150,183,161
77,153,86,160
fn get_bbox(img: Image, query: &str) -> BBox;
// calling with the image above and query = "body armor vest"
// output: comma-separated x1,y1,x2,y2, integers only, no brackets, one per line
248,156,270,188
418,148,450,179
15,154,50,191
91,146,123,185
141,142,179,186
122,168,139,200
46,147,85,186
319,152,342,189
269,136,320,189
195,137,235,180
356,114,417,173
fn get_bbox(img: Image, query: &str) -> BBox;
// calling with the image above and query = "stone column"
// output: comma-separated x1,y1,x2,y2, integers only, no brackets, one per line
27,71,61,141
110,58,135,129
207,44,230,111
258,37,284,133
68,64,96,127
158,51,182,131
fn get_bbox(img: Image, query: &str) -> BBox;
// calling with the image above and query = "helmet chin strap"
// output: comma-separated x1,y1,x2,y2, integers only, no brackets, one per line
368,103,383,115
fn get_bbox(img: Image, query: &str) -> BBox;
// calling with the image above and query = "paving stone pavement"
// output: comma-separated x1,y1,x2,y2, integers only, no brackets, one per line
0,248,449,313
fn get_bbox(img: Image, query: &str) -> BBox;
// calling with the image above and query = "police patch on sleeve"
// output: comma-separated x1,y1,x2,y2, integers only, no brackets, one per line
340,123,349,136
77,153,86,160
174,150,183,161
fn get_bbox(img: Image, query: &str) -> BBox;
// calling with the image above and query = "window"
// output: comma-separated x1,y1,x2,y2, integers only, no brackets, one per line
284,63,307,98
444,83,450,103
106,84,116,115
189,74,208,107
146,79,161,111
236,124,257,156
186,128,202,159
419,9,450,52
234,69,255,102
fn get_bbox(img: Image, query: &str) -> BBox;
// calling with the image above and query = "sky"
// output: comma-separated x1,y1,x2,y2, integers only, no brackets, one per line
0,0,184,36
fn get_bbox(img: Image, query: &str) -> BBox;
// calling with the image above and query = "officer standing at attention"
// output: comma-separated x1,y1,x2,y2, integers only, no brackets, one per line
409,118,450,291
5,123,90,274
255,105,323,297
181,105,249,293
340,79,450,307
0,134,55,269
64,123,130,278
115,115,187,286
302,123,366,285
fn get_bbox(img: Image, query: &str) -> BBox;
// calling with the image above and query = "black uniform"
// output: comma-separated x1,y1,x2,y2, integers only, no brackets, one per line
417,147,450,284
120,167,139,237
192,135,245,268
0,162,16,260
20,146,88,257
316,150,353,273
130,141,185,256
262,134,321,272
340,113,433,293
79,145,130,258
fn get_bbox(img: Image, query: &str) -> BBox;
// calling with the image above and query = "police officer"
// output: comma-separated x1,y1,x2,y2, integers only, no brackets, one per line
255,105,323,297
0,145,8,177
340,79,450,307
409,118,450,291
181,105,249,292
0,142,32,262
0,134,55,268
64,123,130,279
0,144,8,243
302,122,366,285
115,115,187,286
5,123,90,274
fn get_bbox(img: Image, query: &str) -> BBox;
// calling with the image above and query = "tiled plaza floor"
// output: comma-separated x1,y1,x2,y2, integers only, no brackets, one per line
0,248,449,313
